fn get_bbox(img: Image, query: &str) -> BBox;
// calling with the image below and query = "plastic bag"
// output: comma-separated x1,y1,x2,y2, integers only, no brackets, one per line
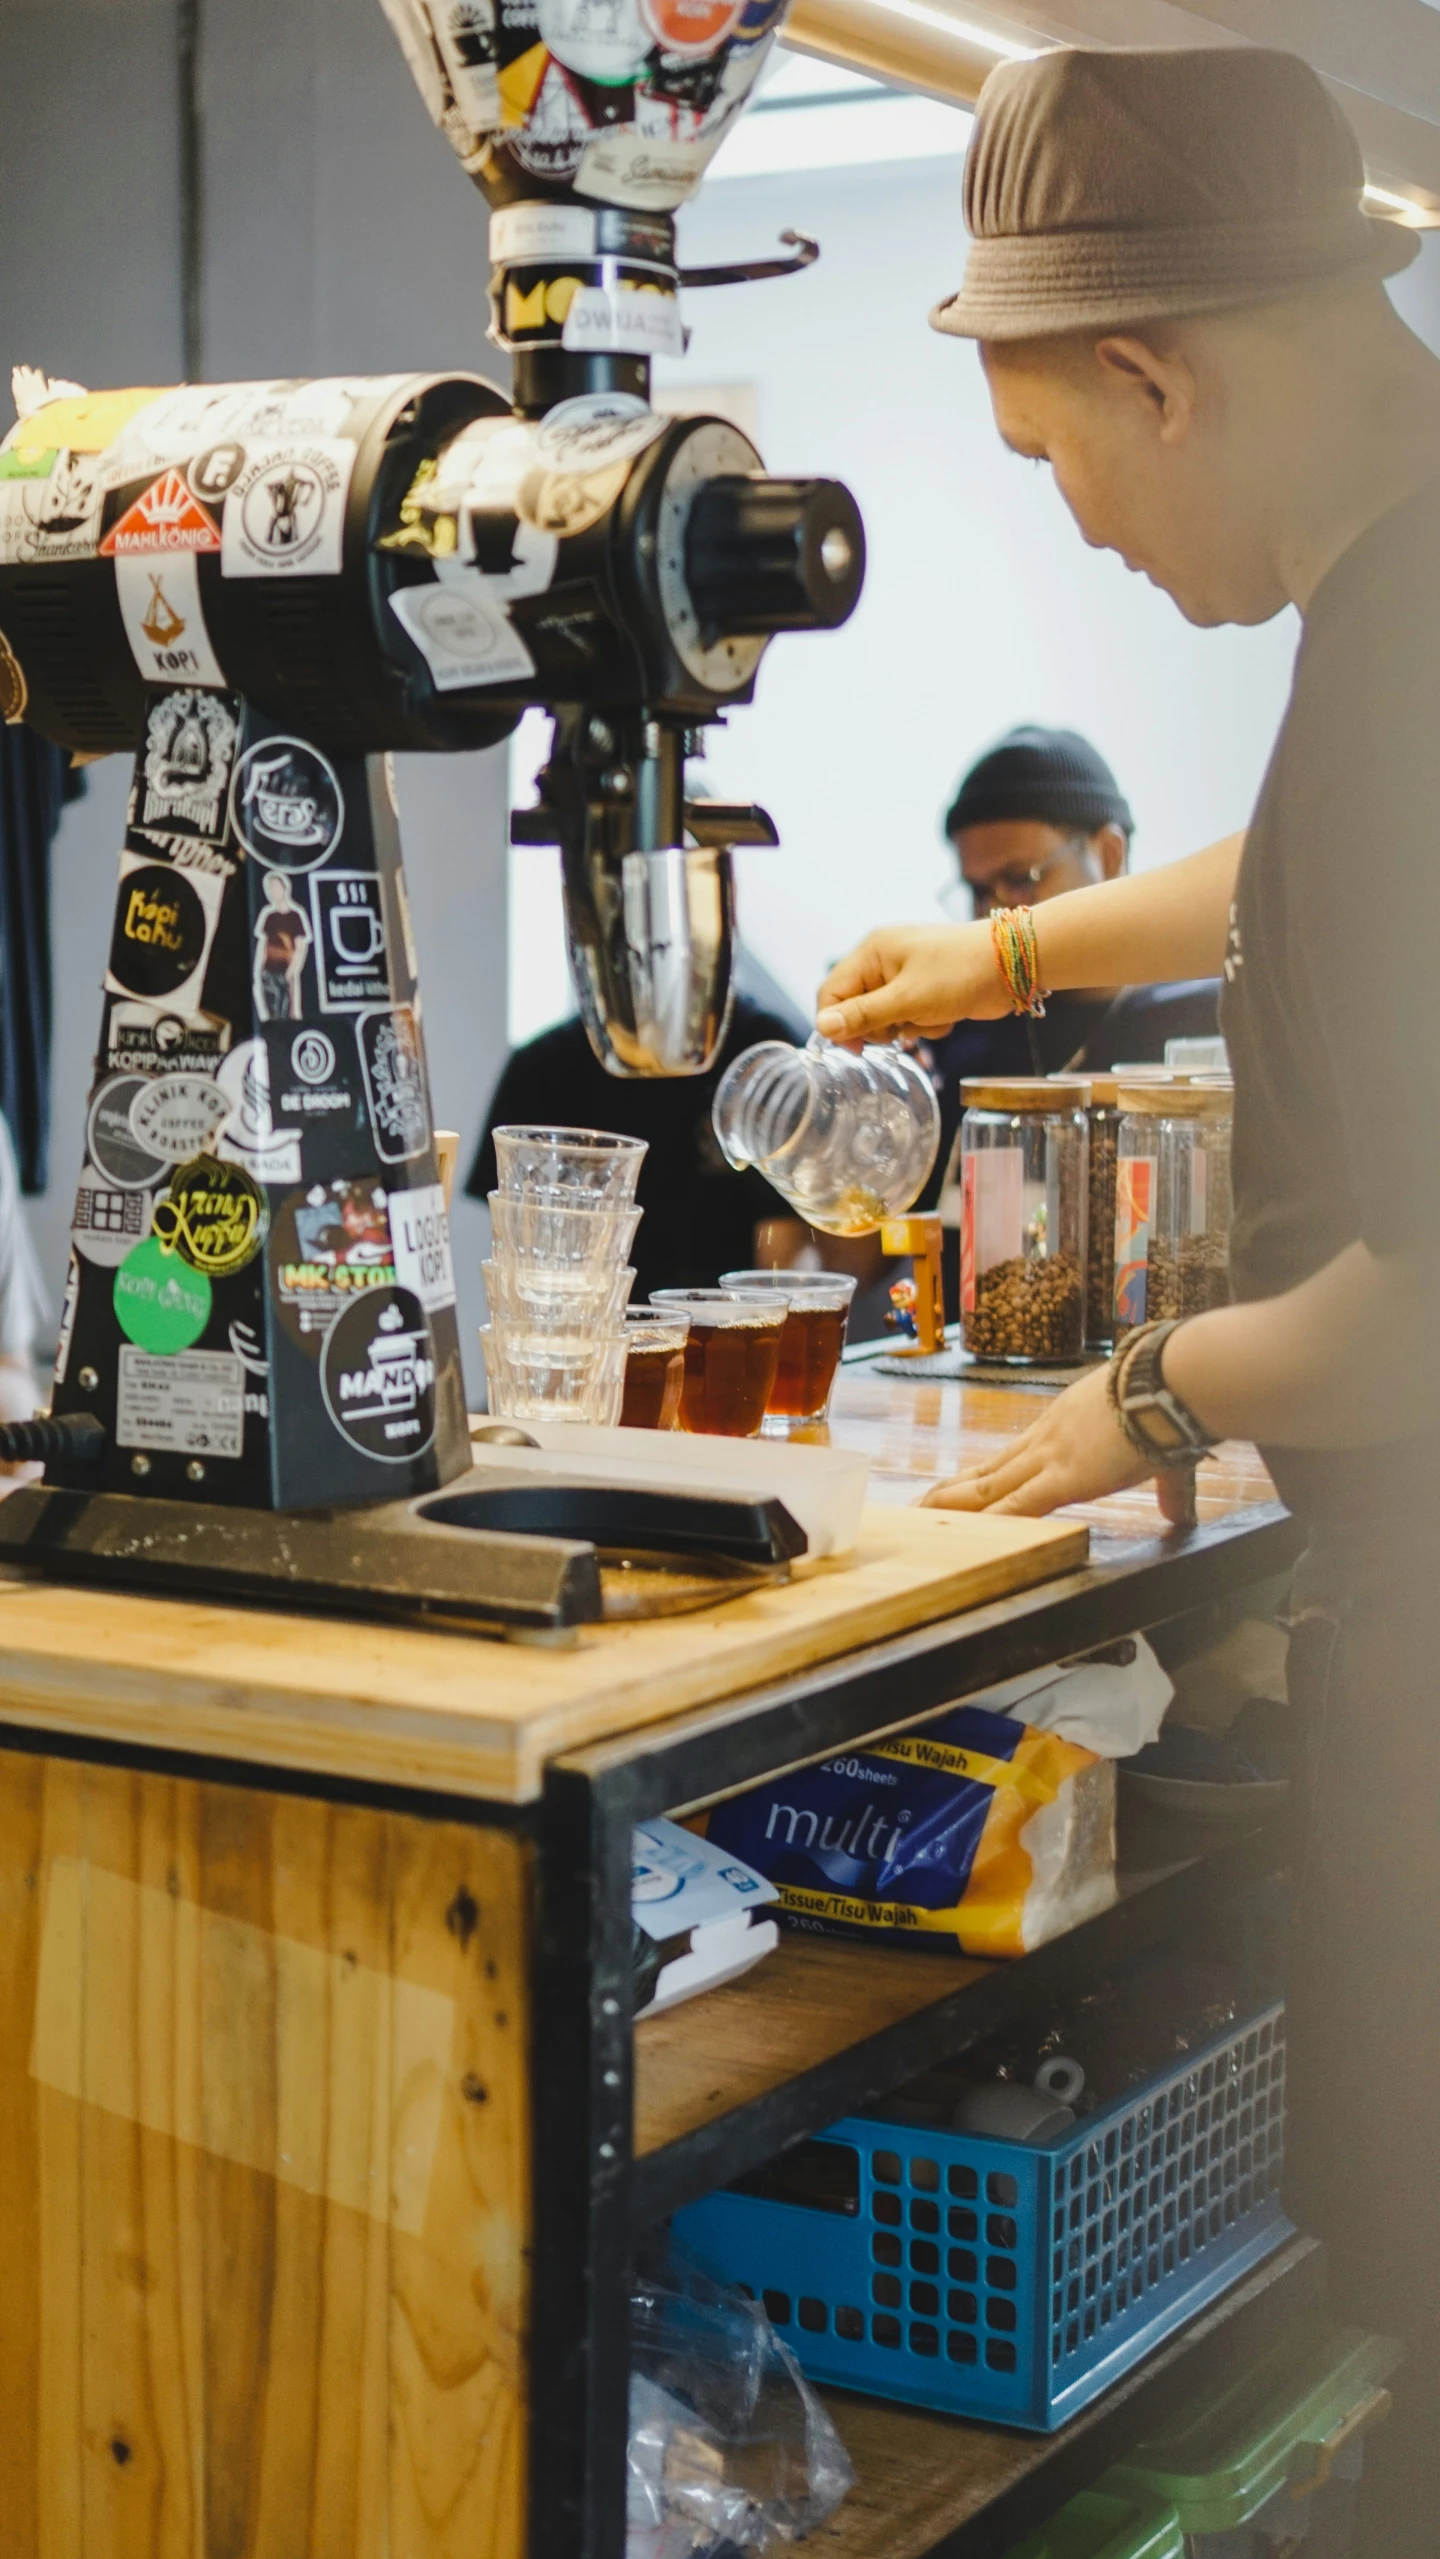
627,2236,854,2555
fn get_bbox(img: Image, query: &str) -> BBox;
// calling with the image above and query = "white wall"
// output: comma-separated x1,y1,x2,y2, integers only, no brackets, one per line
650,146,1306,1013
0,0,517,1397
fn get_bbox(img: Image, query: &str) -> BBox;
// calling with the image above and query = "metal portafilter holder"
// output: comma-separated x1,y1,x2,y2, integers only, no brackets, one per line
0,5,866,1631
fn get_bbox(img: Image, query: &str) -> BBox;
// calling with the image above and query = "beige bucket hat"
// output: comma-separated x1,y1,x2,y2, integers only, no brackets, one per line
931,46,1419,343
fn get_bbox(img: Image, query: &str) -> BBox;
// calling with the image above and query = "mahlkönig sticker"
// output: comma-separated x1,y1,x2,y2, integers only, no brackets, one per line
72,1169,156,1267
388,1182,457,1314
253,873,312,1022
106,1002,231,1077
320,1284,437,1464
222,440,354,579
231,735,344,868
309,872,390,1011
86,1072,171,1190
113,1234,213,1354
114,554,226,689
105,849,225,1013
358,1003,429,1162
154,1154,268,1278
272,1178,396,1341
100,468,221,557
139,689,240,839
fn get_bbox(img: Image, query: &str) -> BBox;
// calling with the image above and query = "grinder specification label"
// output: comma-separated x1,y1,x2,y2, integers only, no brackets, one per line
116,1346,245,1456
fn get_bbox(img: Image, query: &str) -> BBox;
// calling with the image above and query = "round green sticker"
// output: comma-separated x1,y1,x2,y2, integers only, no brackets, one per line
113,1234,213,1354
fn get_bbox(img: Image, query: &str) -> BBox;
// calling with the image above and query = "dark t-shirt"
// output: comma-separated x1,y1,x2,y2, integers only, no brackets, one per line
923,979,1220,1208
467,997,801,1296
1221,473,1440,1528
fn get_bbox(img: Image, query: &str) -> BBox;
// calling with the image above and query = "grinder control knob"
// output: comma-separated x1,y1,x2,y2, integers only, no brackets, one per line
684,476,865,641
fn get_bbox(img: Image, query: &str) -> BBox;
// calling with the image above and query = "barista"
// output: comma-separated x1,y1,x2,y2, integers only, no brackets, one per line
926,722,1218,1217
815,47,1440,2546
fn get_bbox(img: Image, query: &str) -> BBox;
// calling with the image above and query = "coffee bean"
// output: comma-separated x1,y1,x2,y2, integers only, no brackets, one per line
964,1253,1085,1362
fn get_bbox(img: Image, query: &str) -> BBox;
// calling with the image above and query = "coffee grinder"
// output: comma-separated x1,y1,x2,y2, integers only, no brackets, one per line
0,0,865,1632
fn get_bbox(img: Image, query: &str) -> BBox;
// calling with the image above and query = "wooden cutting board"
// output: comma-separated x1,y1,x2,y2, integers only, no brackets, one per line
0,1505,1086,1803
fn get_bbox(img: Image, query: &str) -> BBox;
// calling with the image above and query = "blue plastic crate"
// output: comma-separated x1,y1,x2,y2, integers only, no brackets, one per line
674,2001,1291,2432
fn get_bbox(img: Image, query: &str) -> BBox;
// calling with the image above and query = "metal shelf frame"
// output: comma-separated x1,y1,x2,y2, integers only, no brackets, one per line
529,1499,1304,2559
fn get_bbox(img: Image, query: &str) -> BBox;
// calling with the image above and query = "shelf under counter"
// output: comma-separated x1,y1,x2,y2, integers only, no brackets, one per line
805,2236,1324,2559
632,1825,1282,2226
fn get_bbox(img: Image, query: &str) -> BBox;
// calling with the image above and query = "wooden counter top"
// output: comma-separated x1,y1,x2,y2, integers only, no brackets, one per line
0,1366,1273,1805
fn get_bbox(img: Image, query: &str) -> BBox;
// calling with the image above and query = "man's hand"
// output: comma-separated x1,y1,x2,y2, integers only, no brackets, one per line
917,1361,1199,1525
816,923,1009,1046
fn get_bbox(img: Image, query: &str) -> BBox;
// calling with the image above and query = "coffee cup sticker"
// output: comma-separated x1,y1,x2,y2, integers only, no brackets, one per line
86,1073,170,1190
114,1234,213,1354
309,872,390,1011
320,1283,436,1464
128,1072,227,1163
231,736,344,869
155,1153,268,1278
105,851,225,1014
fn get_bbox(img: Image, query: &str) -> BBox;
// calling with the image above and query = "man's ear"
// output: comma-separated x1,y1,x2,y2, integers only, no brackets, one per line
1093,335,1197,443
1093,822,1129,881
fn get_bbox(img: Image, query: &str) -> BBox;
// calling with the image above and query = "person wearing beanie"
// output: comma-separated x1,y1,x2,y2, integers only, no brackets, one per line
923,723,1218,1300
816,44,1440,2542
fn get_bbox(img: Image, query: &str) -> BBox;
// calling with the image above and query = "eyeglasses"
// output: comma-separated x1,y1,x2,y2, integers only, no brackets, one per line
939,835,1092,921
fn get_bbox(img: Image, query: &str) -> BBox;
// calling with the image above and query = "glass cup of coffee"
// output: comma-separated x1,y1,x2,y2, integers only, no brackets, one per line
649,1288,788,1438
619,1308,691,1429
719,1269,858,1428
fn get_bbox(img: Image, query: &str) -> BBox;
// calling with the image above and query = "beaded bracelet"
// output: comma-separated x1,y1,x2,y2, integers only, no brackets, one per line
990,905,1046,1016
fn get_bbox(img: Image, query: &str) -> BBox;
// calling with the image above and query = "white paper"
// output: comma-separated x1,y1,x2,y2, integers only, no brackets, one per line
389,569,535,689
489,202,597,263
561,285,685,359
632,1815,778,1941
981,1634,1174,1760
116,1347,245,1458
388,1182,457,1313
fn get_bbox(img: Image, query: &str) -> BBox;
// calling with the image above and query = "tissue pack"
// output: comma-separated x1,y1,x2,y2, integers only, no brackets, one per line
694,1702,1116,1959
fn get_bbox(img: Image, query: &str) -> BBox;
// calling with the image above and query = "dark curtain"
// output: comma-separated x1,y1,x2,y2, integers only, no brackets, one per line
0,726,80,1195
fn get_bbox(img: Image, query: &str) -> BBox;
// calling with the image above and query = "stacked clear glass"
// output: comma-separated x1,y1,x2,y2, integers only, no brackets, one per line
482,1127,646,1425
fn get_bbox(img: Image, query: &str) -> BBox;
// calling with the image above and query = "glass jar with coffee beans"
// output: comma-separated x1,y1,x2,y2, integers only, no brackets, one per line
959,1080,1088,1364
1048,1073,1127,1353
1112,1079,1233,1336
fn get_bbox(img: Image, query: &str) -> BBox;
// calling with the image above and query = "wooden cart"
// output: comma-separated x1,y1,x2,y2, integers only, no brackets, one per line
0,1369,1306,2559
